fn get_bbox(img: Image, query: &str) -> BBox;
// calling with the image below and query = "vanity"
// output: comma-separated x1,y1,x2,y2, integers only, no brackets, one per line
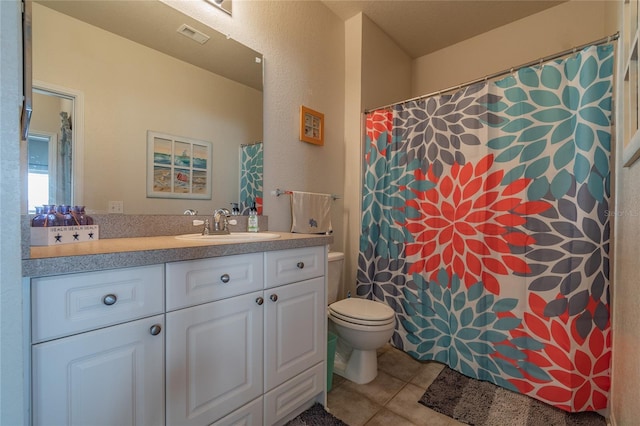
23,229,332,426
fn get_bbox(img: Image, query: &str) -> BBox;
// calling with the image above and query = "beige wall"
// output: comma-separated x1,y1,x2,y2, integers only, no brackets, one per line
343,14,412,298
0,1,26,424
33,3,262,215
612,0,640,423
412,1,613,97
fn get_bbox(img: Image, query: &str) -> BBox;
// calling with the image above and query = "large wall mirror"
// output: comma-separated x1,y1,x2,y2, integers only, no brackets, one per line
28,0,263,215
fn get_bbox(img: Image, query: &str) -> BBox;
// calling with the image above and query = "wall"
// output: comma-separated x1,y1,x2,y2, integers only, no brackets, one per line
166,1,346,250
33,3,262,215
343,14,413,298
0,0,26,424
412,1,613,97
612,0,640,423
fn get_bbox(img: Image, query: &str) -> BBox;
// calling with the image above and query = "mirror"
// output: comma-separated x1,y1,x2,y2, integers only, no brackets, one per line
27,86,81,212
29,0,263,215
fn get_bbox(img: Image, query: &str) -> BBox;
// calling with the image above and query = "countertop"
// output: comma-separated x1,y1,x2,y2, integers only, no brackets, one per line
23,232,333,277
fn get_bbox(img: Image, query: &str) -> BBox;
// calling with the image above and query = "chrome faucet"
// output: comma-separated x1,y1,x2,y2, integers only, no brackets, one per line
212,208,231,234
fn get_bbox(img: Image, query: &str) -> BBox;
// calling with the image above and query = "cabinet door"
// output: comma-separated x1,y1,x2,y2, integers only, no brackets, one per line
264,277,325,391
32,315,165,426
166,291,264,426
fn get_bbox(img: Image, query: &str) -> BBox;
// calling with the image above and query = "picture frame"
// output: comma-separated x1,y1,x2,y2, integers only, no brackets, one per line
300,105,324,145
146,130,212,199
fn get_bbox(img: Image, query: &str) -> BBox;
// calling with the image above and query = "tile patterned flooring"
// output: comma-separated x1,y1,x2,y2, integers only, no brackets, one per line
326,344,465,426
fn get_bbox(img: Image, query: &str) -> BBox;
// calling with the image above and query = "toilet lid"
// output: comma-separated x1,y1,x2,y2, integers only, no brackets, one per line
329,298,395,322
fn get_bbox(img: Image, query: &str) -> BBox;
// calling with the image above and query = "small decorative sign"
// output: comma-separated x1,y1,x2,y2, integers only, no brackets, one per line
31,225,100,246
299,106,324,146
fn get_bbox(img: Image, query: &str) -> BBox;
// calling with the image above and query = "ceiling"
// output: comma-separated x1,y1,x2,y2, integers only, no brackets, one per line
321,0,566,59
35,0,264,90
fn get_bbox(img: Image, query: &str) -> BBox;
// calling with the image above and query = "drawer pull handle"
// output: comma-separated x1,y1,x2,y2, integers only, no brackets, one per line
296,261,305,269
149,324,162,336
256,297,264,305
270,294,278,302
102,294,117,306
220,273,231,283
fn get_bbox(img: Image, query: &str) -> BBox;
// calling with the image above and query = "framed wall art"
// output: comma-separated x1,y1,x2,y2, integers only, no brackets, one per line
147,130,212,199
300,105,324,145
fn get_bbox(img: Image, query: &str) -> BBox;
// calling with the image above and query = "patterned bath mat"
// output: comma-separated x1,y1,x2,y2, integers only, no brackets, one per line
419,366,606,426
285,403,349,426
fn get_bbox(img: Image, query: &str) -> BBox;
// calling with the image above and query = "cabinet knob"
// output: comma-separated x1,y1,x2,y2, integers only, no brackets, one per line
102,294,117,306
296,261,305,269
256,297,264,305
220,273,230,283
270,294,278,302
149,324,162,336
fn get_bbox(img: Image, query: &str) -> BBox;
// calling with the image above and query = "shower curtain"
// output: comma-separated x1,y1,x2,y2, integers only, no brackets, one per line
357,44,613,412
239,142,263,214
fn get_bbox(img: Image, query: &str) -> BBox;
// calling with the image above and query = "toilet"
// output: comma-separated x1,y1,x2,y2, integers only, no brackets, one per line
327,252,395,384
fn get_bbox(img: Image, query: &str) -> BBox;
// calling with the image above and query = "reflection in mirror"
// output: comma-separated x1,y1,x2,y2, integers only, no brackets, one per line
239,141,263,214
205,0,232,16
30,0,263,215
27,85,83,212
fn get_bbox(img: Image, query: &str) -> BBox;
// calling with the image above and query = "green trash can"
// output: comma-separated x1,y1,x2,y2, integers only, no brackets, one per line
327,332,337,391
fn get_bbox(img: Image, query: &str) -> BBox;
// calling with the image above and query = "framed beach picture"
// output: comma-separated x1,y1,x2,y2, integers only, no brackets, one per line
146,130,212,199
299,105,324,145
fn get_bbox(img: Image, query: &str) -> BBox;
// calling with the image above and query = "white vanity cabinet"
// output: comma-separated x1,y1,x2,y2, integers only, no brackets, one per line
28,243,327,426
30,265,165,426
165,247,326,426
165,253,265,426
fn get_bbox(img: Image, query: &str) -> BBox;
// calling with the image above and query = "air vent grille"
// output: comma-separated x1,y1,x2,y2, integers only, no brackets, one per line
177,24,210,45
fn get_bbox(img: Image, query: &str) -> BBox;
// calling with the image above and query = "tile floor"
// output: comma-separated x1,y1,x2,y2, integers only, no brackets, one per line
326,344,465,426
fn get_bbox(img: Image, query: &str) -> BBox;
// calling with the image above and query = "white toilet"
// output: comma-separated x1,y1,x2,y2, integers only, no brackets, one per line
327,251,395,384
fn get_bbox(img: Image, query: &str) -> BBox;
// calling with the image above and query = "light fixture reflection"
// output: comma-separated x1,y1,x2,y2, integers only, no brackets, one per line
204,0,232,16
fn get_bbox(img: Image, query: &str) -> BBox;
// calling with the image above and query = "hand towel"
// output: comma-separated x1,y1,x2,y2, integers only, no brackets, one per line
291,191,332,234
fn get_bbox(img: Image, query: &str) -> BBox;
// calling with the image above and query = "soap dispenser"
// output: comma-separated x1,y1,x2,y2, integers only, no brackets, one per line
247,203,259,232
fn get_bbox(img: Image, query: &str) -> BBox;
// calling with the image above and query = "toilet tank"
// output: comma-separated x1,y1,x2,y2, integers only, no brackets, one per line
327,251,344,304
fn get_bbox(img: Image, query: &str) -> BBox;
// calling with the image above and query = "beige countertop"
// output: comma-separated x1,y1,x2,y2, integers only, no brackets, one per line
23,232,333,278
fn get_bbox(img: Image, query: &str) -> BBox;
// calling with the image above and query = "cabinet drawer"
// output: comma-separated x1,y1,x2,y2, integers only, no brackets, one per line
31,265,164,343
210,396,263,426
263,363,324,426
265,246,325,288
166,252,263,311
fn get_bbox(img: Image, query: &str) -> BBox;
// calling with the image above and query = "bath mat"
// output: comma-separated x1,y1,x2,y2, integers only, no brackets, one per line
419,366,606,426
285,403,349,426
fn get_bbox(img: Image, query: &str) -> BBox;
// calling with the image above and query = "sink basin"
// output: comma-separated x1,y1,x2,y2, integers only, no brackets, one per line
175,232,281,243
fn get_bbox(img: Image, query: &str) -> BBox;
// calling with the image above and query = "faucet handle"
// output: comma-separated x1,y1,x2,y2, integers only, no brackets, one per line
201,219,211,235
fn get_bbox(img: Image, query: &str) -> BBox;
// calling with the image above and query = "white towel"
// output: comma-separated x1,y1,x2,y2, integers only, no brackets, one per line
291,191,332,234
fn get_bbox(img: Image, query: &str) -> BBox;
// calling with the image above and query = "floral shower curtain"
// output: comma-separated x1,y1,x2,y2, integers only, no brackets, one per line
357,44,613,412
239,142,263,214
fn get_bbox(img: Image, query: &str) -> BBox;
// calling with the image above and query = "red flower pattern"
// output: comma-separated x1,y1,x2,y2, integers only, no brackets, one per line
405,154,552,295
510,293,611,411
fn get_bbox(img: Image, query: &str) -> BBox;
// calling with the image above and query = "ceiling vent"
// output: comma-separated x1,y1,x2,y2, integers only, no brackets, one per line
177,24,210,45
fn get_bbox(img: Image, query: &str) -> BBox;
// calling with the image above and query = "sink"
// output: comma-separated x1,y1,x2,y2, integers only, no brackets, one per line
175,232,281,243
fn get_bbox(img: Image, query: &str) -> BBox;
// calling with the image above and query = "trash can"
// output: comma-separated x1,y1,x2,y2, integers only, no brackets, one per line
327,332,337,391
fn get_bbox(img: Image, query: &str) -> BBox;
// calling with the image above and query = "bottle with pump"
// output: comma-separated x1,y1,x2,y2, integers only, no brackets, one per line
247,203,259,232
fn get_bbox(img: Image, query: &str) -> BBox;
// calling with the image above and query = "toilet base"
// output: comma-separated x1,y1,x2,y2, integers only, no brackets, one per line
333,348,378,384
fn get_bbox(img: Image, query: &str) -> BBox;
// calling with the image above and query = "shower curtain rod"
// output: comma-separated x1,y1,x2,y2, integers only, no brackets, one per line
365,32,619,113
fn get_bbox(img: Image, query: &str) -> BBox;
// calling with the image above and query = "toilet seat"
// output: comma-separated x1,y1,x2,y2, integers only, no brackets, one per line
329,298,395,327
